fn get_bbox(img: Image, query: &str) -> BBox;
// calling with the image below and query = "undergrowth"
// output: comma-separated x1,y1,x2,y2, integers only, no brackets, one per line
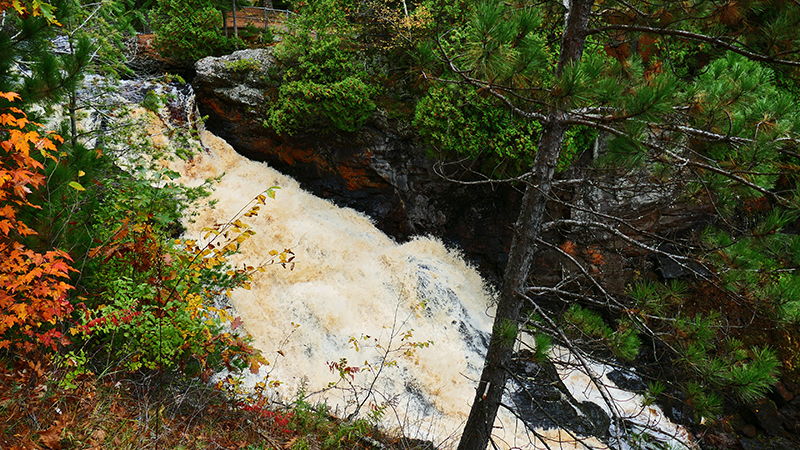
0,356,399,450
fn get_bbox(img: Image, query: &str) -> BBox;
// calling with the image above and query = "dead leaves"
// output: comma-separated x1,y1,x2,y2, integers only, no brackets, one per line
38,421,64,450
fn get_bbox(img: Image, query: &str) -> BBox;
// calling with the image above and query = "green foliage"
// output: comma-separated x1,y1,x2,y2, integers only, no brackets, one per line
701,222,800,323
684,382,723,422
493,318,519,348
151,0,244,62
414,84,593,177
266,77,376,134
289,389,373,450
142,89,164,112
531,331,552,363
414,84,539,174
642,380,666,406
275,0,363,83
1,0,82,101
264,0,382,135
457,0,550,87
70,171,268,376
1,0,142,104
629,277,782,420
563,305,640,361
225,58,262,73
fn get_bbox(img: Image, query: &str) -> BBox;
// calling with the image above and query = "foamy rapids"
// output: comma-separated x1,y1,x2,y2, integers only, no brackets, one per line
146,110,693,450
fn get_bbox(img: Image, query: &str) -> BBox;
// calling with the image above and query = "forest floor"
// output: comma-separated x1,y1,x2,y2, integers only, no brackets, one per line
0,355,414,450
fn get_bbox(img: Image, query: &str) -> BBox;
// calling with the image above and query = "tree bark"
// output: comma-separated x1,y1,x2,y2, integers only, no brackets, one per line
232,0,238,38
455,1,593,449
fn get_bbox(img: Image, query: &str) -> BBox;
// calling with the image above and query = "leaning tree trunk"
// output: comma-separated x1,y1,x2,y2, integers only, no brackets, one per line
455,1,594,449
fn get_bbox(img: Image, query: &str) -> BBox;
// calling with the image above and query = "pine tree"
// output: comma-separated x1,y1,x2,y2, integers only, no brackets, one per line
418,1,800,448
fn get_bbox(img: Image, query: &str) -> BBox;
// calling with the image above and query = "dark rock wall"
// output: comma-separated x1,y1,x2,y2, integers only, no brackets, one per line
193,49,521,284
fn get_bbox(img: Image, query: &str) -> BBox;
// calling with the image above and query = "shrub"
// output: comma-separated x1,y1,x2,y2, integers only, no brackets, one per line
266,77,376,134
71,177,277,378
0,92,75,352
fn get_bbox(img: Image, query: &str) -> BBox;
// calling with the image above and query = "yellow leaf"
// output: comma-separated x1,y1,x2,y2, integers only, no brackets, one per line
68,181,85,191
77,170,85,177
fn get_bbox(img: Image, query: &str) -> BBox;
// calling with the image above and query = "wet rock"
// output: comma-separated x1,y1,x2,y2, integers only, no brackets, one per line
509,355,611,441
606,368,646,393
779,396,800,434
739,436,800,450
702,430,739,449
747,398,784,436
770,382,795,407
741,424,758,438
653,251,712,280
194,48,274,100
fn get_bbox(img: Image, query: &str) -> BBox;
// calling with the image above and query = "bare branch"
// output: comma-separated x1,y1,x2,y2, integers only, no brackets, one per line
586,24,800,67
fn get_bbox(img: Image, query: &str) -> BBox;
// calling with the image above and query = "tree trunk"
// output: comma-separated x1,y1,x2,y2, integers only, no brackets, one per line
264,0,272,31
232,0,238,38
455,1,594,449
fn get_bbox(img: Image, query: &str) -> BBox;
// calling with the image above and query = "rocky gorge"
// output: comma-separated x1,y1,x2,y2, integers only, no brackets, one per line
183,48,800,449
192,48,522,285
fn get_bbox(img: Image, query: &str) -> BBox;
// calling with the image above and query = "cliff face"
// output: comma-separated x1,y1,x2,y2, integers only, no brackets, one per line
191,49,719,285
193,48,521,283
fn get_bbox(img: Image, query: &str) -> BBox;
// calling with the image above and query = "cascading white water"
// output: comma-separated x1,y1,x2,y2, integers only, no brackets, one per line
167,126,498,446
135,88,693,449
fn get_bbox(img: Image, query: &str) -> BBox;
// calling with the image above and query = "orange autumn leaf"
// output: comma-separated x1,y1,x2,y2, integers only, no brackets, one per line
0,92,75,351
560,240,577,256
585,246,605,266
0,92,21,102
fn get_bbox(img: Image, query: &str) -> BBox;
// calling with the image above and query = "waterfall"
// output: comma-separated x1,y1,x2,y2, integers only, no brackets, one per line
168,126,497,445
165,128,693,450
131,81,694,449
